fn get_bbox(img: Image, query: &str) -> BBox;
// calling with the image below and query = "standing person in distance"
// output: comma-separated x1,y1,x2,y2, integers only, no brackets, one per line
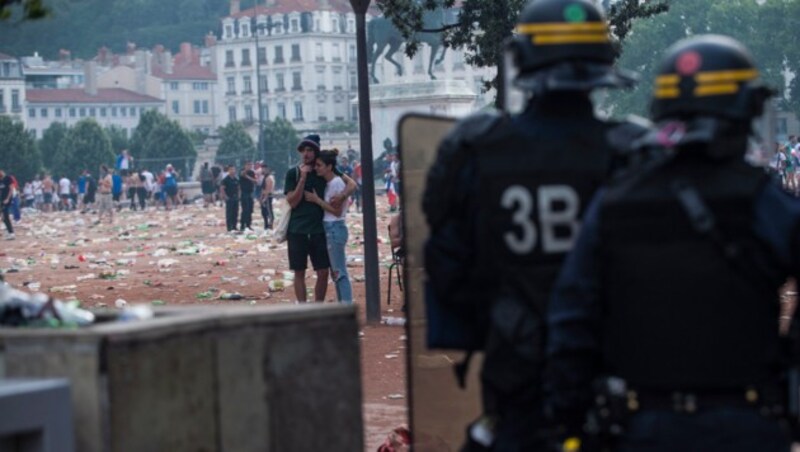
422,0,638,449
304,149,353,305
0,169,14,240
163,164,180,210
284,134,357,303
239,161,257,232
199,162,214,208
96,166,114,225
545,35,793,451
111,168,123,211
220,165,240,233
58,174,71,211
82,171,97,213
260,166,275,230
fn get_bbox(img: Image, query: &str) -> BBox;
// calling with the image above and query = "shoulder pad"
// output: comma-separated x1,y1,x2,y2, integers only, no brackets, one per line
447,109,506,146
423,111,505,228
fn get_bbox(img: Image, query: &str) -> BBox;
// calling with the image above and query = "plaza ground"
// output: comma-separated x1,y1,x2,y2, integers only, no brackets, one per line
0,199,407,451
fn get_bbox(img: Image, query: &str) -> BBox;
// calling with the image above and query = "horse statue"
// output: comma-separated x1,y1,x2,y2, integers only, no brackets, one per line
367,8,451,84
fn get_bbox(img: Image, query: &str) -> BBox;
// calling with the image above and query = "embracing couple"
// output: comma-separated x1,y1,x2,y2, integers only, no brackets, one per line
284,134,358,304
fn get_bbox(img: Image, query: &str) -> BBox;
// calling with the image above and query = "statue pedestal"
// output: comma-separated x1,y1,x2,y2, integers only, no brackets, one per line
360,79,478,157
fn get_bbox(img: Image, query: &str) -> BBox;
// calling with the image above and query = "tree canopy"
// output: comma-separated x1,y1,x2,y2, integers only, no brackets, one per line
0,116,42,184
0,0,239,58
378,0,668,95
141,118,197,178
604,0,800,119
217,122,256,166
262,117,300,189
0,0,47,21
104,125,130,154
53,118,113,179
39,121,68,172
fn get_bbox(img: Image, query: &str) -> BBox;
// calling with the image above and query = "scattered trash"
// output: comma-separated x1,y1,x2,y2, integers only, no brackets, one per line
219,292,243,300
0,278,94,328
387,394,405,400
377,426,411,452
196,291,214,299
151,300,166,306
118,304,154,322
381,316,407,327
157,259,179,268
114,298,128,308
268,280,285,292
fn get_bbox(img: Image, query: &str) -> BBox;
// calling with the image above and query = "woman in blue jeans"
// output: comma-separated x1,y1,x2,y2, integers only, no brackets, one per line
305,149,353,304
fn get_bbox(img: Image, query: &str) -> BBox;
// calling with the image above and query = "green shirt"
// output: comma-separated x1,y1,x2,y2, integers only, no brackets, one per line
284,167,327,235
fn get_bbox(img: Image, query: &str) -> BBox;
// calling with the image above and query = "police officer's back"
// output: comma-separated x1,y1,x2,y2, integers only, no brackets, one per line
422,0,636,449
545,35,796,451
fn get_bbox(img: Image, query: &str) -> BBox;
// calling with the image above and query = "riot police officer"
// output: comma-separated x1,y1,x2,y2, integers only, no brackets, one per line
545,35,795,451
422,0,636,449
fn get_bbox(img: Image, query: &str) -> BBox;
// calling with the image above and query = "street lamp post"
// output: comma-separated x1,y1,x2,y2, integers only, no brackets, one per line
350,0,381,324
254,22,266,162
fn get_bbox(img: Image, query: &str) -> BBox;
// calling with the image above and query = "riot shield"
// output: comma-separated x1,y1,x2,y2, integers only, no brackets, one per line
398,114,483,451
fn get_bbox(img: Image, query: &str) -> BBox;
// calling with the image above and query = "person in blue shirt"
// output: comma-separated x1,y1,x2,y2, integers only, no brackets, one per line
545,35,796,451
77,171,87,211
111,169,123,210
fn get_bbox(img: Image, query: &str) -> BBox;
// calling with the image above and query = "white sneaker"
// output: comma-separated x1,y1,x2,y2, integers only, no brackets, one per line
5,233,15,240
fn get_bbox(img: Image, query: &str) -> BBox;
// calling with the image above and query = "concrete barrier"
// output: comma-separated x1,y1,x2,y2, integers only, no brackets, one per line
0,304,363,452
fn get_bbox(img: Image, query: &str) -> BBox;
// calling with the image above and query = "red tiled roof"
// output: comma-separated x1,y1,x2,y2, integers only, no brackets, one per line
152,65,216,81
229,0,356,18
26,88,163,104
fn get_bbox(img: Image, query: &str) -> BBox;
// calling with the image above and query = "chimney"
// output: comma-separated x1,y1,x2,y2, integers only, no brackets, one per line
59,49,71,62
180,42,192,62
164,51,174,74
84,61,97,96
127,42,137,55
230,0,240,15
205,32,217,48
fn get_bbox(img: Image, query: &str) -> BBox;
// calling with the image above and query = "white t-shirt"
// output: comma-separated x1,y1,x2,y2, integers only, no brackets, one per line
142,171,154,191
59,177,71,195
323,176,346,222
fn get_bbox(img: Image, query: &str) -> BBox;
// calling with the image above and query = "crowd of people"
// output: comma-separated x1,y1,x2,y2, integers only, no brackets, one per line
772,135,800,194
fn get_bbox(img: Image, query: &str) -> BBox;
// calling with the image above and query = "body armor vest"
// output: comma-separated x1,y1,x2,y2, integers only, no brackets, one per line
472,95,615,313
599,154,778,390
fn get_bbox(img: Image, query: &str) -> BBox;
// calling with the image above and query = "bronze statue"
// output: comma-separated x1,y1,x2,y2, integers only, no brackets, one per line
367,8,450,84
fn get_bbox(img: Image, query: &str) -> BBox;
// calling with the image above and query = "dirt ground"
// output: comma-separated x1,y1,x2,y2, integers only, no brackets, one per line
0,199,407,452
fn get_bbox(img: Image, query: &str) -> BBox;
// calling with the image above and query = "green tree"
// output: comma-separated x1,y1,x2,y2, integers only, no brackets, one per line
262,117,300,189
38,121,68,172
217,122,256,166
104,125,129,153
129,109,169,160
53,118,113,179
0,116,41,184
378,0,668,99
142,119,197,178
0,0,48,21
604,0,800,119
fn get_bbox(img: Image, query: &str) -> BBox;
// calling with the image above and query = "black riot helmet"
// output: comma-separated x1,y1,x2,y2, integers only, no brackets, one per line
509,0,636,92
650,35,775,122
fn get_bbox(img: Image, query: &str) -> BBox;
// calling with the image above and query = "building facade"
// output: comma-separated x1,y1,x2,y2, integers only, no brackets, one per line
216,0,359,135
153,44,221,135
25,87,164,139
0,52,26,126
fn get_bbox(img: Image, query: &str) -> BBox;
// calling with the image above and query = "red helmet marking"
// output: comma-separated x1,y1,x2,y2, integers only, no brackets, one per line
676,51,702,76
